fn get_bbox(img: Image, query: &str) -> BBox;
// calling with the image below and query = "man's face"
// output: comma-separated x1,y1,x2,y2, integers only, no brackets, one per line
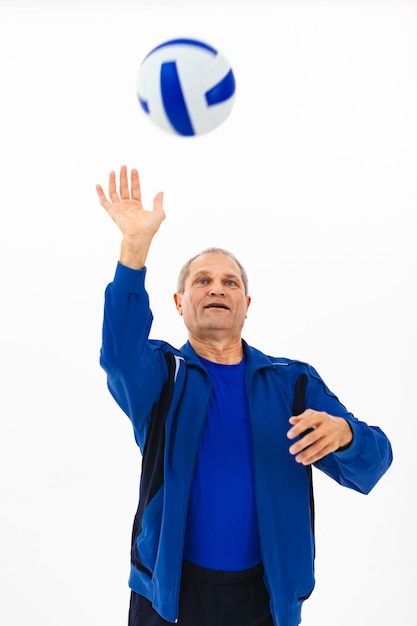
173,252,251,342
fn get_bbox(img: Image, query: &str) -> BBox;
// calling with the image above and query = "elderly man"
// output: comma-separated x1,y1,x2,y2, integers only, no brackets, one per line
97,166,392,626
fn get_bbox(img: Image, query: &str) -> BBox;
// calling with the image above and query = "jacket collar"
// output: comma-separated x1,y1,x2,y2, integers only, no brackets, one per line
180,339,275,372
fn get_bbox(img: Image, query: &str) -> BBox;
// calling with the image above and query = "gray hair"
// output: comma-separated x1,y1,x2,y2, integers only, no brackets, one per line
176,247,249,295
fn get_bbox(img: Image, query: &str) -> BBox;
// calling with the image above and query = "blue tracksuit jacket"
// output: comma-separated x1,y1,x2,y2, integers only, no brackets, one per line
100,263,393,626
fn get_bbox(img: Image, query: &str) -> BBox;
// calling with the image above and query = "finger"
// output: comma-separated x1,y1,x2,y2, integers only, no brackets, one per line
288,415,304,426
289,428,319,456
287,414,314,440
108,170,119,202
288,410,322,437
131,168,141,201
287,416,303,439
119,165,130,199
96,184,110,210
295,440,335,465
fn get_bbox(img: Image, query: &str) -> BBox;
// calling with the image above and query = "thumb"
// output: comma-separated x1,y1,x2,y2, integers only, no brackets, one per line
153,191,165,212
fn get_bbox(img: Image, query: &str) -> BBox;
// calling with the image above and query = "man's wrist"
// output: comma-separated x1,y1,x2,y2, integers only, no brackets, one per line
119,237,151,269
338,419,353,451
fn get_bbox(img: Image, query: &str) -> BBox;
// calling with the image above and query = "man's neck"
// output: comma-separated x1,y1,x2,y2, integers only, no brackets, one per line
188,335,244,364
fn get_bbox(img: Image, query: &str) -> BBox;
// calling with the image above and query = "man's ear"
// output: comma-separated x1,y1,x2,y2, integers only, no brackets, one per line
245,295,252,318
173,292,183,315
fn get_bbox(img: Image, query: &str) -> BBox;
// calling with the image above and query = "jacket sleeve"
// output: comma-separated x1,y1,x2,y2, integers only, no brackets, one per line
305,365,393,494
100,263,169,438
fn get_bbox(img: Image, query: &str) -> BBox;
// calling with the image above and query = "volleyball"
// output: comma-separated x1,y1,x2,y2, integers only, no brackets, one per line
136,38,236,137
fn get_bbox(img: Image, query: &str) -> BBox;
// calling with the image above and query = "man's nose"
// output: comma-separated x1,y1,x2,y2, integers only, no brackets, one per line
209,283,225,296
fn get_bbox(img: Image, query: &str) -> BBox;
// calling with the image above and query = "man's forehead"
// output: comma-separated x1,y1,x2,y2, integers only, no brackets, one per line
188,253,241,276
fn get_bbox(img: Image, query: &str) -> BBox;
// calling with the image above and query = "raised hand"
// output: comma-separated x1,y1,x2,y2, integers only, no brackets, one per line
96,165,165,269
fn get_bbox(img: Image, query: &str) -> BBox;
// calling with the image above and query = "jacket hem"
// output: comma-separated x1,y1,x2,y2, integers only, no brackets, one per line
129,565,178,624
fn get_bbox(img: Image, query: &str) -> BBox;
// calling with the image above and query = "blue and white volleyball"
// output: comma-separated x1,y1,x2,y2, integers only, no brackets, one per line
136,38,236,137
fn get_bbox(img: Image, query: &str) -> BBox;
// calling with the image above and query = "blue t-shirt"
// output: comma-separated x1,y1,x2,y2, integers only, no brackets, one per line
183,356,262,571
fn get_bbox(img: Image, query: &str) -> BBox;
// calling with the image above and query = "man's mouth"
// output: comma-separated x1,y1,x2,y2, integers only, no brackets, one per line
205,303,229,310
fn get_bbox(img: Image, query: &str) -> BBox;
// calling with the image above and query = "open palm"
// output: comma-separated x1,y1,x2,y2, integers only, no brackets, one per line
96,165,165,240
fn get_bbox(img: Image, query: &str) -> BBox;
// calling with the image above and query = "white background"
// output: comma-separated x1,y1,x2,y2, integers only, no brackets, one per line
0,1,415,624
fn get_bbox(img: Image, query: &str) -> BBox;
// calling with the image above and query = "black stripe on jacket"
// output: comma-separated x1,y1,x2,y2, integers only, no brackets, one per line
130,352,176,575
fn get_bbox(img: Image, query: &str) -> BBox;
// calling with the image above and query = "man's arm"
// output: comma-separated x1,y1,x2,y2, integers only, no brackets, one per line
97,167,168,438
286,366,393,494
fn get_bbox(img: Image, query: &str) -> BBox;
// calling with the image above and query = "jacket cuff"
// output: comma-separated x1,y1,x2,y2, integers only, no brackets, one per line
334,421,364,462
112,262,147,293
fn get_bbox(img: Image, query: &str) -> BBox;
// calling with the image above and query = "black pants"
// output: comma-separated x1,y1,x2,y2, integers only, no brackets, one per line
128,560,274,626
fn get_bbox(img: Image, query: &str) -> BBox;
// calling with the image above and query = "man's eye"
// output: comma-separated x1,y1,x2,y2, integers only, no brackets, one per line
225,280,236,286
197,278,208,285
